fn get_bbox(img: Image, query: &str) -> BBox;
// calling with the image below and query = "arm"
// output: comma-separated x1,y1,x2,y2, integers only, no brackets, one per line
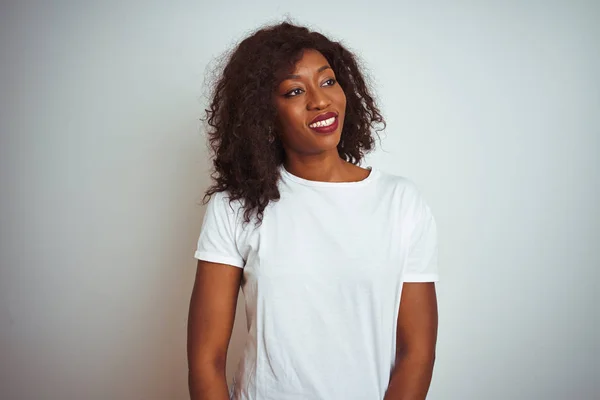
384,282,438,400
187,259,243,400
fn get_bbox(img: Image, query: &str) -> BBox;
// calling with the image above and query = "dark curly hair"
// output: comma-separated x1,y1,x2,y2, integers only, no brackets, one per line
202,21,385,225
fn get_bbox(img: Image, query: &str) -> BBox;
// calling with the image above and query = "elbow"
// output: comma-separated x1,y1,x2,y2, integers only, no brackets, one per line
189,354,227,375
396,346,436,366
188,341,228,377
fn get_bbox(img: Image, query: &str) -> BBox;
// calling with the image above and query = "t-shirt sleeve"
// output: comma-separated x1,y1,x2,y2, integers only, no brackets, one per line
403,187,439,283
194,192,245,268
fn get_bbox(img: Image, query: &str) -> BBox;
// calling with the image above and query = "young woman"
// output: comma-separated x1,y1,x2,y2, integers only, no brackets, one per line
187,21,439,400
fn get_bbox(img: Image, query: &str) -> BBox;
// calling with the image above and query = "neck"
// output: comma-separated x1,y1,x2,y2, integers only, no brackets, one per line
283,153,349,183
282,150,371,183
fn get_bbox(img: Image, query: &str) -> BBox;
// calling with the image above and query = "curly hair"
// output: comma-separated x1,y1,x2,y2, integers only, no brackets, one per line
203,21,385,225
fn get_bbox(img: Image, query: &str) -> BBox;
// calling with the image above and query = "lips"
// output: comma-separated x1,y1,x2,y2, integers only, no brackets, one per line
309,111,338,125
308,114,339,135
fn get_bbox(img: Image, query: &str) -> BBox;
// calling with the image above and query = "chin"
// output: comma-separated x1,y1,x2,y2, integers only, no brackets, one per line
313,132,342,151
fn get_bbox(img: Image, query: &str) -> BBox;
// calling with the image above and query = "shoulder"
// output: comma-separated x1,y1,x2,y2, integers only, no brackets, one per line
205,190,245,221
374,168,423,200
208,190,244,206
373,169,434,222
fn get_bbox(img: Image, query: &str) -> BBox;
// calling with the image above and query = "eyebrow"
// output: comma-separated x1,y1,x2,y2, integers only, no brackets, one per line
284,65,331,80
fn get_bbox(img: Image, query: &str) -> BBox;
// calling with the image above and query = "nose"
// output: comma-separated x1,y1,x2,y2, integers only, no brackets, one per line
306,87,331,110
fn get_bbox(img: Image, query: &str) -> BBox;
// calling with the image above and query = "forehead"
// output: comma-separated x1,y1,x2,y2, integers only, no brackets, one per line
290,49,330,71
273,49,332,86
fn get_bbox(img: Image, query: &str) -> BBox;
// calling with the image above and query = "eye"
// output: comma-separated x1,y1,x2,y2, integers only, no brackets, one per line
284,88,303,98
323,78,336,86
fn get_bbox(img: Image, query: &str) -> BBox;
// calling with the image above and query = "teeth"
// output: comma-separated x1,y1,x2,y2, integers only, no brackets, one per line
309,116,336,128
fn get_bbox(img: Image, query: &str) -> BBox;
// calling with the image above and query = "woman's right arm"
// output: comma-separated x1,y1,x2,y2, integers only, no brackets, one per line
187,259,243,400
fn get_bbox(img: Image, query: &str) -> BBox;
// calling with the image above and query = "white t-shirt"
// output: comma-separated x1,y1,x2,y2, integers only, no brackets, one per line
194,165,439,400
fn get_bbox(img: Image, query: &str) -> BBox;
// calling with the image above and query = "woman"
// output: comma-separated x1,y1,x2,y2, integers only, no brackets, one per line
188,21,439,400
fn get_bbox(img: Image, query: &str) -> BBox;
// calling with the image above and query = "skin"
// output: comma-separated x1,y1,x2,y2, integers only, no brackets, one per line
187,49,438,400
273,48,371,183
188,261,242,400
384,282,438,400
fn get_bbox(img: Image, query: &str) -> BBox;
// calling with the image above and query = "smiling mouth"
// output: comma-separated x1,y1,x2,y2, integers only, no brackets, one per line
308,116,337,129
308,116,339,135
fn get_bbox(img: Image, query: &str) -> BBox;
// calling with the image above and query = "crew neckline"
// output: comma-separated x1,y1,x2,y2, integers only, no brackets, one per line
280,165,378,187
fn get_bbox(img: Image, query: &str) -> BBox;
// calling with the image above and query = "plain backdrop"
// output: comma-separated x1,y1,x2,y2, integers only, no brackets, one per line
1,1,598,399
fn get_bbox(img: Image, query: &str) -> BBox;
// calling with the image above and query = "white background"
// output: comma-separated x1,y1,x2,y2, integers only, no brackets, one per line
1,1,598,399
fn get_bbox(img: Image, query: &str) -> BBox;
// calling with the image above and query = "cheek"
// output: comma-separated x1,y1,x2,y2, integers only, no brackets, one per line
337,88,347,108
274,106,306,145
280,107,305,132
334,89,347,123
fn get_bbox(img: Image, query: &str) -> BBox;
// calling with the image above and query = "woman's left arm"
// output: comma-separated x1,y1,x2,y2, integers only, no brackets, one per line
384,282,438,400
